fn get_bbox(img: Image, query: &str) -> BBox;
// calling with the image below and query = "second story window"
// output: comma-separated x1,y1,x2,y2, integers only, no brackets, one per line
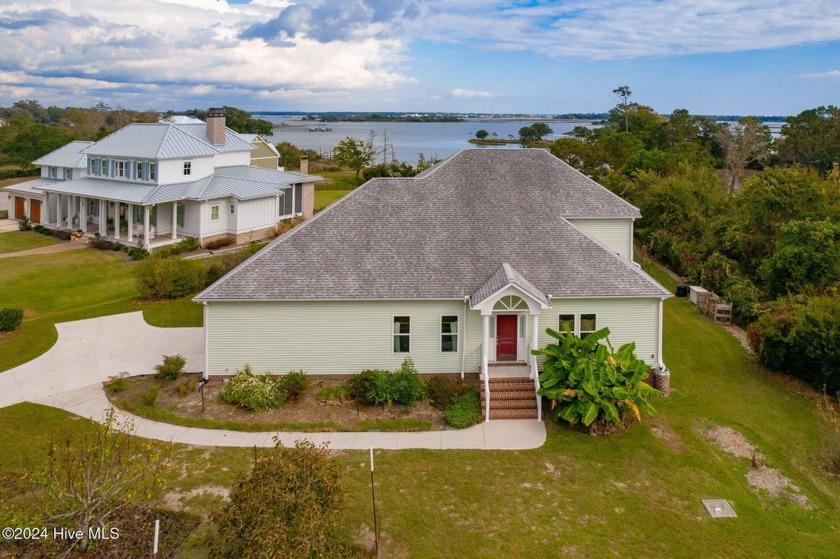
136,162,143,180
64,168,72,180
49,166,57,179
184,161,191,176
149,163,157,181
115,160,126,178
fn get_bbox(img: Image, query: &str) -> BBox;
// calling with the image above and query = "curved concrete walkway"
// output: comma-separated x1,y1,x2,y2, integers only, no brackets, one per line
0,313,546,450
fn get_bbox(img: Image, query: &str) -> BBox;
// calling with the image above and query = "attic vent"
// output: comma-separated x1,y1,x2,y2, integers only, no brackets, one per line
494,295,528,311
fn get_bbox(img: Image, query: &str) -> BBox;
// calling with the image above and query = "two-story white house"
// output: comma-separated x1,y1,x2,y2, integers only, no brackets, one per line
5,109,319,249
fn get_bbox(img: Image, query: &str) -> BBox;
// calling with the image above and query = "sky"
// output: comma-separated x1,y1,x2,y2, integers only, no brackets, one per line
1,0,840,116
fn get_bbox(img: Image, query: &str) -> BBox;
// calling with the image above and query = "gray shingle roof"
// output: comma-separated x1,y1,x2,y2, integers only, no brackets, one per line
33,141,93,168
195,149,669,302
471,263,551,307
81,123,254,160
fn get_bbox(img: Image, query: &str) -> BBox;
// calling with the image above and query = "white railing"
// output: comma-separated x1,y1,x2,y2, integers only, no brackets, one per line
531,354,542,421
482,353,491,422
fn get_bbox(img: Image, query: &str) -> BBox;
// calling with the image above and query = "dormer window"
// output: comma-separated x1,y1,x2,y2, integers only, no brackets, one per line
49,166,57,179
64,168,72,180
115,160,126,178
149,163,157,181
136,161,143,180
184,161,192,176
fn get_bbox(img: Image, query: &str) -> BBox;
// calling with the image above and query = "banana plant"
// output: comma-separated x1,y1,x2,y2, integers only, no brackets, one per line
533,326,661,428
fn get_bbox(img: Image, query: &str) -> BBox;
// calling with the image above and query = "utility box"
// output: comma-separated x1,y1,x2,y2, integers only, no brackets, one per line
689,286,709,306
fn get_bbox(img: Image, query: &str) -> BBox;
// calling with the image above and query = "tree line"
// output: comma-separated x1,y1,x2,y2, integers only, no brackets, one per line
550,87,840,394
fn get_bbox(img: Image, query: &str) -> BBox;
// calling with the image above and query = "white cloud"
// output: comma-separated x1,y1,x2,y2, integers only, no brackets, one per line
801,70,840,78
451,88,494,98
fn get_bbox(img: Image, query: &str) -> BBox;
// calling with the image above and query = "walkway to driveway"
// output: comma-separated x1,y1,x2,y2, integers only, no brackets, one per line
0,239,86,259
0,313,546,450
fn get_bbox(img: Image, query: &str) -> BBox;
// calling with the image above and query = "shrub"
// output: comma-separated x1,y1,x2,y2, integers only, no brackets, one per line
444,390,483,428
426,375,461,410
155,237,201,258
53,230,72,240
134,256,207,299
129,243,149,261
140,386,160,407
345,370,385,405
213,439,358,559
316,385,347,402
0,308,24,332
0,210,7,219
205,243,264,285
176,377,198,397
389,357,426,405
17,214,31,231
535,327,660,432
33,224,45,233
154,354,186,380
106,373,129,394
204,237,234,250
279,370,309,400
89,235,115,251
219,365,285,412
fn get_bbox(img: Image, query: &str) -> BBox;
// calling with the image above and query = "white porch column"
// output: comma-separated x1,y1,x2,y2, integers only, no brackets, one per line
43,192,50,226
127,204,134,244
114,203,120,241
482,314,491,422
143,205,150,249
79,197,86,233
171,202,178,240
99,198,106,235
66,195,72,228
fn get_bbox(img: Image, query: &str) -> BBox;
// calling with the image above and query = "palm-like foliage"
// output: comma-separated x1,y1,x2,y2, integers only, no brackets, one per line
533,327,660,428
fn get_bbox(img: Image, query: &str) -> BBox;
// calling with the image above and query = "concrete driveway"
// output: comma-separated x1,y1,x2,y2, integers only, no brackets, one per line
0,312,546,450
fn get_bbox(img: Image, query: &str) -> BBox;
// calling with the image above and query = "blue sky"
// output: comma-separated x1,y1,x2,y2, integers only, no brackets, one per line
1,0,839,116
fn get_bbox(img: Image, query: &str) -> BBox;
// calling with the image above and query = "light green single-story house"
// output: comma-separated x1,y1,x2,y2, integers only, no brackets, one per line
194,149,671,420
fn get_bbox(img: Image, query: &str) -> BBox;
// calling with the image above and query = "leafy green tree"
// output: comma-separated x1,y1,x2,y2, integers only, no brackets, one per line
213,439,359,559
333,134,377,181
519,125,538,144
759,219,840,296
0,118,77,167
530,122,553,140
777,105,840,173
222,106,273,135
612,86,632,132
475,129,489,139
534,327,659,432
26,409,168,552
275,141,302,169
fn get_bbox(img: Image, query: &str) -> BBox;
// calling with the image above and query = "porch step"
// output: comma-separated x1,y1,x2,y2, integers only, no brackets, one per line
480,376,538,420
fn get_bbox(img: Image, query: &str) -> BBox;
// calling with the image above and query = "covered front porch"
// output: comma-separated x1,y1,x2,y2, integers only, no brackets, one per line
41,191,187,250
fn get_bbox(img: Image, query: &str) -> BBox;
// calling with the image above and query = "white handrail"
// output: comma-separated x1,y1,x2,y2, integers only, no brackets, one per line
531,355,542,421
483,354,490,422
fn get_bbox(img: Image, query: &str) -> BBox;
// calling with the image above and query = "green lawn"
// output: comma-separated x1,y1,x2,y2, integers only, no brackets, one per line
315,168,361,190
0,248,203,372
0,231,60,254
314,188,353,211
1,251,839,557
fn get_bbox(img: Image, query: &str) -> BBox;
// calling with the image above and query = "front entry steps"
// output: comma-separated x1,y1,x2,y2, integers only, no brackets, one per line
480,376,539,420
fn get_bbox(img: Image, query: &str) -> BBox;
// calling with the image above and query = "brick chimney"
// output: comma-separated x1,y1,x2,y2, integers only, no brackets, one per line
299,155,309,175
206,107,225,145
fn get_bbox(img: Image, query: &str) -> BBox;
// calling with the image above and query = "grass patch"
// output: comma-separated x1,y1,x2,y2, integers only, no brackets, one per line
315,169,360,190
0,231,59,254
113,401,434,432
314,188,353,211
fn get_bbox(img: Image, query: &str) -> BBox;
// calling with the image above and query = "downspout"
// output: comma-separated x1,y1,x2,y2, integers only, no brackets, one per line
460,297,468,379
657,298,665,370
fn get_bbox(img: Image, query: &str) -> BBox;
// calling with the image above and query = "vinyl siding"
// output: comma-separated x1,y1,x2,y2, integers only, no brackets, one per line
158,156,214,185
540,298,661,367
235,197,278,232
567,218,633,260
201,198,229,236
214,151,251,168
205,297,662,375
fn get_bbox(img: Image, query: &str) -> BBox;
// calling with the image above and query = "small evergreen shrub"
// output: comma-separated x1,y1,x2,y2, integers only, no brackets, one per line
176,377,198,397
89,236,116,251
444,391,483,428
219,365,286,412
205,243,263,285
106,373,129,394
53,230,72,240
0,308,24,332
155,237,201,258
129,243,149,260
345,370,385,405
17,215,31,231
154,354,186,380
389,358,426,405
279,370,309,400
134,256,207,299
33,224,46,233
141,386,160,407
426,375,461,410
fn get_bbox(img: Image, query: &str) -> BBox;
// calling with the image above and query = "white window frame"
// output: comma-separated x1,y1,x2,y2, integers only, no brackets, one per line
88,199,99,217
149,162,157,181
49,166,57,179
183,161,192,176
176,203,185,227
580,313,597,339
136,161,143,180
558,314,575,335
64,168,72,180
393,315,411,353
441,315,458,353
115,160,126,178
210,204,219,221
230,203,235,214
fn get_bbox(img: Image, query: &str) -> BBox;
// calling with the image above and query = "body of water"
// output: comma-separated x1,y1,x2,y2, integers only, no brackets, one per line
256,116,596,164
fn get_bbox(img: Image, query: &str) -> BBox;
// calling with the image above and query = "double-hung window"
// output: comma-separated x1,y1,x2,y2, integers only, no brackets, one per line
580,314,597,339
49,166,57,179
441,315,458,352
183,161,191,176
558,314,575,334
64,168,72,180
393,316,410,353
136,161,144,180
115,160,126,178
176,204,185,227
88,199,99,217
149,163,157,181
210,205,219,221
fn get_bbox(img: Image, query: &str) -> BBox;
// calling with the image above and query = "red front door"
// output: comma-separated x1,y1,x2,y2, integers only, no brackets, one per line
496,315,518,361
